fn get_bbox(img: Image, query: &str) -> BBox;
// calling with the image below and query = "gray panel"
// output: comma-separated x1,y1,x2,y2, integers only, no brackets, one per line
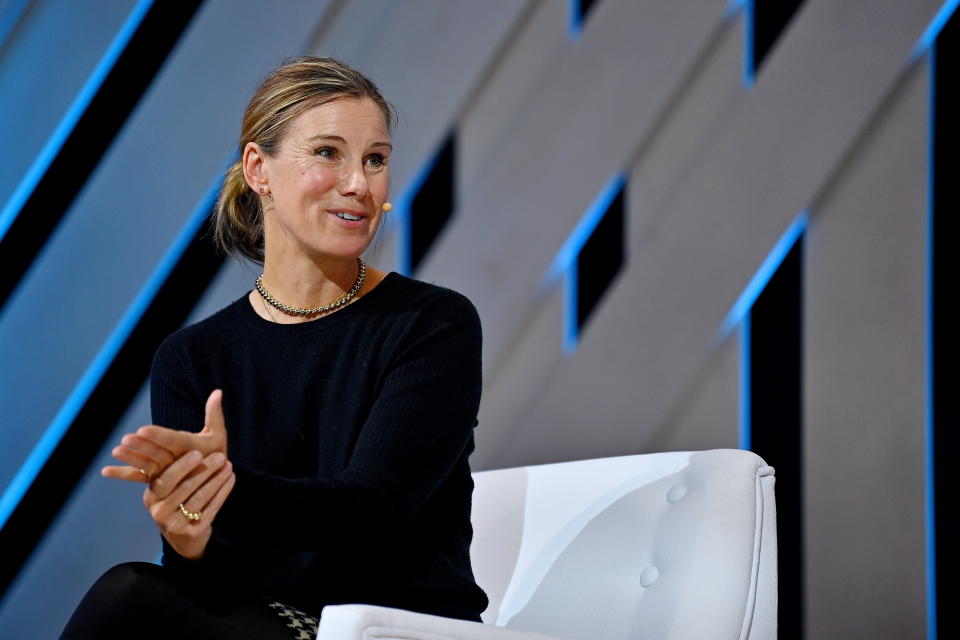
458,0,565,192
0,0,138,208
645,331,740,455
477,284,565,469
0,0,330,494
623,16,745,249
804,61,928,639
473,11,744,468
497,0,939,467
418,0,727,373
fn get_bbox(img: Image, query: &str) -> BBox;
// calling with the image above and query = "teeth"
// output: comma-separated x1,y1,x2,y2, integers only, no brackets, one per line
335,212,362,221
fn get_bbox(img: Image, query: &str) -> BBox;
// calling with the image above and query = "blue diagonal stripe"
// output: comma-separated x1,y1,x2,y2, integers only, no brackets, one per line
0,0,155,244
716,211,807,343
911,0,959,60
543,171,626,291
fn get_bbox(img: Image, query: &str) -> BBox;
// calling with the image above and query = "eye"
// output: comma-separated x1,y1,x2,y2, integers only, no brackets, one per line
315,146,336,159
366,153,387,168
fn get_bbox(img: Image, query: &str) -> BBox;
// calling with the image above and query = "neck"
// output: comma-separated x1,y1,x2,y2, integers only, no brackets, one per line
251,253,390,325
260,253,360,310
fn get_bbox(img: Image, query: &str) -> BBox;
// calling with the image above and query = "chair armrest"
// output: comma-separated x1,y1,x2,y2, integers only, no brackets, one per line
316,604,570,640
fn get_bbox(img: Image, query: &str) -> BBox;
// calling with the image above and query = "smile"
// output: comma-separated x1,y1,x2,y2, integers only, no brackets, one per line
335,212,362,221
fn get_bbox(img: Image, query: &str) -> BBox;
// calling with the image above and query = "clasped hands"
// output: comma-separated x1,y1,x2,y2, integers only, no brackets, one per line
101,389,235,560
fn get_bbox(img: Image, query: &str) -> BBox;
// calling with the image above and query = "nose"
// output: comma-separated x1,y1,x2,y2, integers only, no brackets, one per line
338,161,369,199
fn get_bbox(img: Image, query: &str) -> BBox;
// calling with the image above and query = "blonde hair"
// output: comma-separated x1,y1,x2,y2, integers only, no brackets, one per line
214,56,393,263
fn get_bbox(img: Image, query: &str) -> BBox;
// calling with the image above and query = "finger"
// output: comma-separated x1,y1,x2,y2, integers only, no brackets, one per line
101,464,151,483
153,452,226,519
202,389,226,437
138,425,205,458
110,445,164,478
196,469,236,526
148,450,205,501
166,468,236,534
120,434,177,472
180,461,233,521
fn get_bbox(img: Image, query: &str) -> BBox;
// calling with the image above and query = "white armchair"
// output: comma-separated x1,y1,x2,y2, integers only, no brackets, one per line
316,449,777,640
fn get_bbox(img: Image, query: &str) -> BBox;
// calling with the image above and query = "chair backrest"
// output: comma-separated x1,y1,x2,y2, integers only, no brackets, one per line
470,449,777,640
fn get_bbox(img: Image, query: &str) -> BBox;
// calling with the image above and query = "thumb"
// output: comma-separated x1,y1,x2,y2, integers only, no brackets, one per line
202,389,226,436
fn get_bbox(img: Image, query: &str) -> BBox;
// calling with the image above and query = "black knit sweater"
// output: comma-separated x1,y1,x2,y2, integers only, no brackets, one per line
150,272,488,622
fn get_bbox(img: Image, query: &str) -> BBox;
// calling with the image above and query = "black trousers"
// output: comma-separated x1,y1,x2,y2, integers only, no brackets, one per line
58,562,318,640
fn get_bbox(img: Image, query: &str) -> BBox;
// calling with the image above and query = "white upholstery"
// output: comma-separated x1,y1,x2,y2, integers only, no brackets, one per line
316,449,777,640
314,604,566,640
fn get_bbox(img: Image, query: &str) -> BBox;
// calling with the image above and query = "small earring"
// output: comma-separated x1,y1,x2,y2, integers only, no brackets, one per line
259,187,266,194
382,202,393,212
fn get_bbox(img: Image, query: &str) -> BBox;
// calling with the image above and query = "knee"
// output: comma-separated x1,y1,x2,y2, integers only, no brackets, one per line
86,562,167,607
60,563,171,638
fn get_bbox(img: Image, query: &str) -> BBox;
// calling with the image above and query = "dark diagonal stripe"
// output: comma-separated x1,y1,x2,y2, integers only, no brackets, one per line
932,9,958,639
0,0,204,313
742,0,805,87
539,172,624,353
575,181,624,340
409,133,456,274
748,236,803,640
751,0,804,76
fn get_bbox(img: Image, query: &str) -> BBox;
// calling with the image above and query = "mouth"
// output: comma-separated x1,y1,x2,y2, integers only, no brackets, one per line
328,209,369,228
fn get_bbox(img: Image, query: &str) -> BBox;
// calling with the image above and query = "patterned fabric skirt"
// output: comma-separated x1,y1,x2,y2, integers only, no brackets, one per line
269,601,321,640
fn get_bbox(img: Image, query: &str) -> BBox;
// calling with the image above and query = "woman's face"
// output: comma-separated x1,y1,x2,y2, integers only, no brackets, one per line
255,96,391,263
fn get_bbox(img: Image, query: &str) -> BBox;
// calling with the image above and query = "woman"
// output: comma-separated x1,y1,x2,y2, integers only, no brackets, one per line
60,57,488,639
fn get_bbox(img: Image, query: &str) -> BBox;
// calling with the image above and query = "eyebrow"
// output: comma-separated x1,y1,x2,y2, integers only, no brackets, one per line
307,134,392,150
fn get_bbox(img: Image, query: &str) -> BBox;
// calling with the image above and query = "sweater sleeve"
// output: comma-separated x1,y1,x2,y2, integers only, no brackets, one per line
150,336,204,437
215,291,483,549
150,336,267,588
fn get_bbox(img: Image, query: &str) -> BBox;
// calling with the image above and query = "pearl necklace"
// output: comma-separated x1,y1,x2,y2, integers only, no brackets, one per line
255,258,366,317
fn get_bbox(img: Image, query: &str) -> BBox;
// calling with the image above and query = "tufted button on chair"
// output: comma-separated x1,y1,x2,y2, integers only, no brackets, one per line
316,449,777,640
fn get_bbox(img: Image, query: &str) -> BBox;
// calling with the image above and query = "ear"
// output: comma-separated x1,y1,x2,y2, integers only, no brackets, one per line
242,141,269,193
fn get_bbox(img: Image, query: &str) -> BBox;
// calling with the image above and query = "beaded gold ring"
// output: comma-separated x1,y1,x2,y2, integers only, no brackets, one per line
178,503,202,521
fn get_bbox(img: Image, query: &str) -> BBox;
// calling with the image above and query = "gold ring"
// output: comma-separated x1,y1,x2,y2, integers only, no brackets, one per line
137,468,151,481
178,503,202,521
